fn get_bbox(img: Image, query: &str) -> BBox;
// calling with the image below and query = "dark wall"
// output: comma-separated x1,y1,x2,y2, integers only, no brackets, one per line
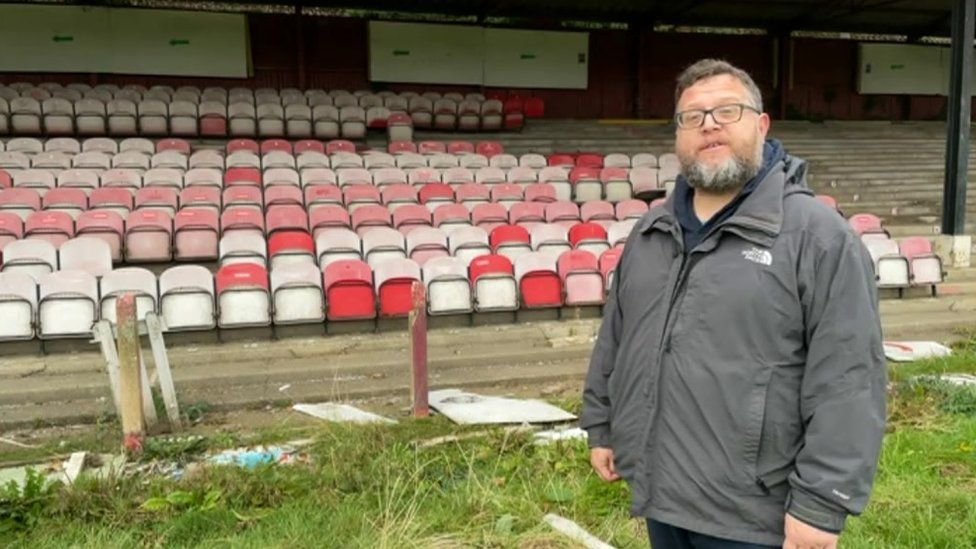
0,13,954,121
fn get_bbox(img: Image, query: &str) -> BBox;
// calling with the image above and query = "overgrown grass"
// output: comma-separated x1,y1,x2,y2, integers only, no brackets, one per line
4,347,976,548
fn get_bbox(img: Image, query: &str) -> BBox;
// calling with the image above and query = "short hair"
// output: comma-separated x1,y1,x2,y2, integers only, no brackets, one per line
674,59,763,113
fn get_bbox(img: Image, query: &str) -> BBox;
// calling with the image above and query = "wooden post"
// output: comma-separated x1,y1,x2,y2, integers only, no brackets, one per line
116,293,145,453
408,281,429,417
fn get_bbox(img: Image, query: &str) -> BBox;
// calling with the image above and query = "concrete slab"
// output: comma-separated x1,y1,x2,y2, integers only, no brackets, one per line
219,326,274,343
327,319,376,335
274,324,326,340
472,311,516,326
292,402,395,424
377,317,409,333
429,388,576,425
517,309,560,323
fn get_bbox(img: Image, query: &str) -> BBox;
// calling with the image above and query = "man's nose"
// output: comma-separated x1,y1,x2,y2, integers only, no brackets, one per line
701,111,722,132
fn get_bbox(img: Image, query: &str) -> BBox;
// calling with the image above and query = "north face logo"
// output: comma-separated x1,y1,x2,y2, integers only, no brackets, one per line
742,247,773,266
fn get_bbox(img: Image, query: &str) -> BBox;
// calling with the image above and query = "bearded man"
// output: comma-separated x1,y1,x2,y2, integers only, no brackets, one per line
581,59,887,549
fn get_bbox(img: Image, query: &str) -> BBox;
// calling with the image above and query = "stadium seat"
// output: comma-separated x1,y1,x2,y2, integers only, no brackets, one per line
469,254,517,312
294,139,326,155
137,100,168,135
0,212,23,251
226,151,261,170
10,97,42,134
381,183,419,211
45,137,81,154
112,151,150,171
509,202,546,230
228,102,257,136
189,150,225,170
604,153,630,168
408,97,433,129
271,263,325,324
863,239,910,290
568,222,610,256
515,251,561,308
313,105,340,139
174,208,220,261
374,257,421,317
570,167,602,203
632,153,657,168
1,238,57,279
524,183,557,204
107,99,138,135
423,256,472,315
323,259,376,321
900,237,945,290
480,100,503,131
39,98,74,134
136,187,179,216
601,167,632,202
351,204,392,236
531,223,571,256
849,213,890,240
224,166,262,187
432,203,472,235
150,151,188,171
581,201,617,228
285,104,313,138
268,230,315,270
159,265,217,332
257,103,285,137
491,183,524,210
0,272,36,340
75,210,124,262
59,237,112,277
608,220,636,248
216,263,271,328
0,188,41,220
418,141,447,155
418,183,454,212
538,167,572,201
199,101,228,137
558,249,604,305
448,226,491,264
310,205,352,238
0,97,8,135
455,183,490,210
629,167,661,198
387,112,413,143
180,186,221,213
406,226,450,266
490,224,532,262
471,203,509,233
0,151,30,172
14,170,56,197
545,201,582,229
167,101,198,136
458,153,489,170
615,199,649,222
503,98,524,130
265,185,303,209
446,141,475,156
55,169,98,194
393,204,433,235
6,137,41,155
362,227,407,268
223,186,264,211
340,106,367,139
219,231,267,267
263,150,296,170
524,97,545,118
31,151,72,171
599,248,623,289
100,267,158,323
25,211,74,248
125,209,173,262
38,270,98,338
304,183,343,211
42,188,88,219
315,228,362,266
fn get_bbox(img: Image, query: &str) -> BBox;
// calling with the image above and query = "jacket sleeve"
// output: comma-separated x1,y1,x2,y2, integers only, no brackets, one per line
580,244,626,449
788,229,887,533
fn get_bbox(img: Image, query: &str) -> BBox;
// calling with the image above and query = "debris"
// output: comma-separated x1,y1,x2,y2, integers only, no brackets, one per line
208,446,309,468
884,341,952,362
61,451,87,484
0,437,38,449
292,403,396,424
543,513,616,549
533,427,588,445
429,389,576,425
278,384,292,392
915,374,976,387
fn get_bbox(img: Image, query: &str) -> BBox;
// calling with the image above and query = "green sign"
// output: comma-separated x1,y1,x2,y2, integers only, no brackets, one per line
520,53,536,60
393,49,410,56
890,63,905,70
169,39,190,46
52,35,74,43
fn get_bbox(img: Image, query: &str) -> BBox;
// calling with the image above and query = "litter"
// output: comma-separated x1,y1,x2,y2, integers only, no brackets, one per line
292,402,396,424
533,427,588,444
915,373,976,387
429,389,576,425
543,513,616,549
884,341,952,362
207,445,309,468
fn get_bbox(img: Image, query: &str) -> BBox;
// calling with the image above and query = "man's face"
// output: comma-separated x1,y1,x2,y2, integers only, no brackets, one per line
674,74,770,193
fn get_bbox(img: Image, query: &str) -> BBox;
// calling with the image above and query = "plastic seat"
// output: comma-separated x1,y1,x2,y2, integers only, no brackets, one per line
315,228,362,267
406,227,449,266
313,106,340,139
14,170,56,197
42,188,88,220
1,239,57,279
216,263,271,328
226,150,261,170
471,203,509,233
448,226,491,264
219,231,267,267
615,199,649,222
545,201,582,229
459,153,489,170
490,183,524,210
179,187,221,213
417,183,454,213
374,258,421,317
515,252,562,308
849,213,889,239
632,153,658,168
432,203,472,235
265,186,303,211
538,167,572,201
31,151,72,171
25,211,75,248
0,272,37,340
38,270,98,338
608,220,637,248
304,184,343,212
227,139,260,155
308,205,351,239
150,151,188,171
568,222,610,256
268,230,315,271
455,183,490,211
59,237,112,277
351,205,392,236
323,259,376,320
604,153,631,168
294,140,325,155
0,212,24,251
56,169,100,194
271,263,325,324
75,99,108,135
362,227,407,269
599,248,623,289
630,167,661,198
570,167,602,203
0,188,41,221
262,150,296,170
366,154,399,173
392,204,432,235
76,210,124,262
160,265,216,331
558,250,604,305
469,254,517,312
601,167,632,202
174,208,220,261
99,268,158,323
135,187,179,216
530,223,571,257
489,223,533,263
185,168,223,189
442,167,475,186
125,209,172,262
221,186,263,211
524,183,557,204
381,183,419,211
900,236,944,289
423,256,472,315
864,239,910,290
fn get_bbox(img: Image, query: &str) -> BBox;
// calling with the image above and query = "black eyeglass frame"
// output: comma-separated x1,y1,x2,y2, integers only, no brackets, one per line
674,103,761,129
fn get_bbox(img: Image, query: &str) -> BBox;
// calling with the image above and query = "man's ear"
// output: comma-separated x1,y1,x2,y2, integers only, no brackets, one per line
758,112,771,137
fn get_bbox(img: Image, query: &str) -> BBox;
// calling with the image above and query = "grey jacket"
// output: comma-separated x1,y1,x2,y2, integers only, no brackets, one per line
581,153,886,546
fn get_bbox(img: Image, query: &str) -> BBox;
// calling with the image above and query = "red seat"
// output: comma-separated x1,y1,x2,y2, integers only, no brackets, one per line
25,211,74,247
503,98,524,130
615,199,649,221
417,183,454,211
265,185,304,209
351,204,392,236
548,153,575,167
125,209,173,262
490,224,530,252
490,183,523,207
216,263,269,294
221,206,265,235
227,139,260,154
90,188,134,215
545,201,582,229
374,258,421,317
455,183,490,208
432,203,471,232
417,141,446,155
524,97,545,118
476,141,503,158
381,184,419,209
223,186,264,210
558,249,604,305
524,183,557,204
343,185,382,210
509,202,546,228
0,188,42,219
156,138,191,154
77,210,125,261
0,212,24,252
599,248,623,286
180,187,221,212
224,166,261,187
447,141,475,155
326,139,357,155
568,221,610,256
305,185,344,211
135,187,179,215
515,252,562,308
266,204,309,235
0,170,12,189
576,153,604,168
294,139,326,155
260,139,293,154
392,204,432,235
268,230,315,267
582,200,618,228
323,259,376,320
174,208,219,260
42,188,88,217
471,203,508,232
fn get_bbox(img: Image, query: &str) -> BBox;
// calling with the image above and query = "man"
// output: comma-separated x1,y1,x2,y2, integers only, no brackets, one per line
581,58,886,549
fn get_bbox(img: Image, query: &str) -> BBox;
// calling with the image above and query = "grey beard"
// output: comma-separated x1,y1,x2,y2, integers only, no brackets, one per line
680,146,762,193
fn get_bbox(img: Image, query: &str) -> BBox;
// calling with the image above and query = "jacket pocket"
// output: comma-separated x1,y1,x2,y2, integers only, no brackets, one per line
741,365,774,491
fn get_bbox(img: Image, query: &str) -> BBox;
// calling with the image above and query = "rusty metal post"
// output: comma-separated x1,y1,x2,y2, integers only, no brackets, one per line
408,281,429,417
116,293,144,453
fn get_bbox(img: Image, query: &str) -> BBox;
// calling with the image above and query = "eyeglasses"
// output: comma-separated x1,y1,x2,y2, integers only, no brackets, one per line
674,103,760,129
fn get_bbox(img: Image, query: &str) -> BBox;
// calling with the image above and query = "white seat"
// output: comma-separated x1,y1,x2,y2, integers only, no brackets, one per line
1,239,57,280
297,151,331,171
0,272,37,340
530,223,571,256
160,265,216,331
75,98,107,135
45,137,81,154
406,227,449,266
226,150,261,169
448,226,491,264
604,153,631,168
59,237,113,277
99,267,158,324
270,263,325,324
864,239,910,289
169,101,199,136
138,100,169,135
362,227,406,269
257,103,285,137
315,228,362,266
262,151,296,170
10,97,42,134
607,220,637,248
423,256,472,315
229,102,257,136
189,150,225,170
219,232,267,267
107,100,138,135
119,137,155,156
38,270,98,338
285,104,313,138
151,151,189,171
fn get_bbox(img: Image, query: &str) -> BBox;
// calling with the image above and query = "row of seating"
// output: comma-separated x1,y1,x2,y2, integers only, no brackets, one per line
848,212,945,294
0,243,617,340
0,205,640,264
